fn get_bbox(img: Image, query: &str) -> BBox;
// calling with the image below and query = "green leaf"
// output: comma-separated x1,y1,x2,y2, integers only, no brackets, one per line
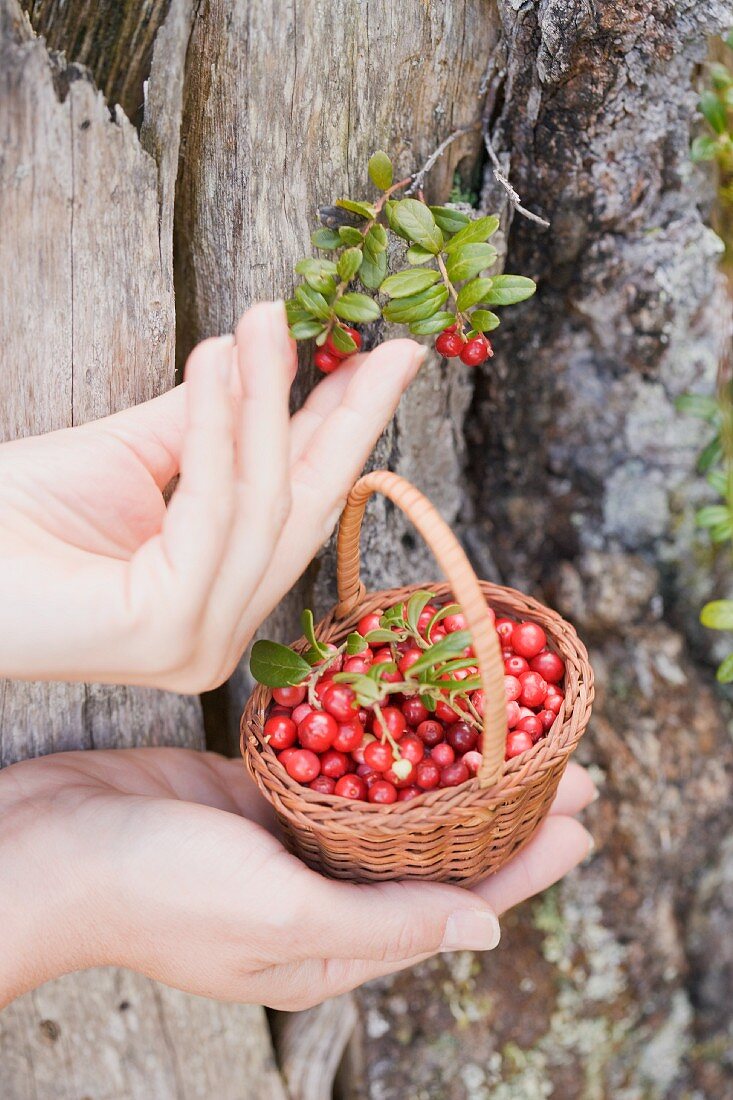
408,631,472,675
334,292,381,323
339,226,364,246
381,269,441,298
446,243,498,282
429,206,471,233
311,228,341,250
470,309,501,332
406,244,435,266
406,590,437,634
289,320,326,340
346,632,368,655
295,284,331,320
337,248,363,281
285,298,314,324
716,652,733,682
700,90,727,134
691,134,719,162
707,468,728,495
331,325,358,355
301,609,329,660
696,504,730,528
364,224,388,255
382,285,449,324
409,311,456,335
698,435,723,473
336,197,377,219
420,693,436,712
381,604,406,628
445,215,500,253
480,274,537,305
701,599,733,630
368,150,393,190
385,200,412,242
332,671,382,703
456,277,494,311
710,62,733,91
295,258,338,295
675,393,720,419
365,629,404,644
250,640,312,687
711,519,733,543
392,199,444,253
359,249,388,290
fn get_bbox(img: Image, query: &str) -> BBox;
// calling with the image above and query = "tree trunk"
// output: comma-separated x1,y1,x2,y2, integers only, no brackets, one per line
2,0,733,1097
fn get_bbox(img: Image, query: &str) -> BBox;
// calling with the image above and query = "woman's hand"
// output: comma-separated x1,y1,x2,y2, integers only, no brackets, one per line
0,749,595,1010
0,302,426,691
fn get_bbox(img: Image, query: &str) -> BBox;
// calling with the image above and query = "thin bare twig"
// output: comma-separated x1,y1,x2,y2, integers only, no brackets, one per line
405,122,481,195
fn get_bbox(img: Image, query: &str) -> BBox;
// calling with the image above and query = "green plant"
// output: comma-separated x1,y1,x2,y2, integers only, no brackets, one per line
691,32,733,260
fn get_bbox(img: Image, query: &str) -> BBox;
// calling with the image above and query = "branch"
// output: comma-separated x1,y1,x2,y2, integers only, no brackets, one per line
405,122,481,195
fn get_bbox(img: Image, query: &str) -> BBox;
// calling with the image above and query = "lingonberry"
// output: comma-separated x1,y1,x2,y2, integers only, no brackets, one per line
538,708,556,732
320,749,350,779
400,735,425,765
371,650,401,683
460,335,492,366
331,717,364,753
351,733,375,765
462,750,483,775
343,655,372,674
471,689,485,717
443,611,467,632
435,330,464,358
269,705,291,715
416,759,441,789
298,710,338,753
364,740,395,772
518,671,547,709
441,761,470,787
264,714,297,751
543,692,563,714
314,348,342,374
335,774,368,800
495,618,515,644
377,706,407,740
272,685,306,707
325,325,362,359
397,785,421,801
431,742,455,767
321,682,357,722
368,780,398,804
504,674,522,702
285,748,321,783
417,606,439,634
506,701,521,728
291,702,313,725
447,721,478,754
416,719,444,747
278,747,297,768
435,700,461,724
357,611,383,635
384,760,415,788
505,655,529,676
402,696,430,727
429,626,447,643
529,650,565,682
505,730,534,760
517,715,543,741
512,622,547,659
309,775,336,795
398,648,423,675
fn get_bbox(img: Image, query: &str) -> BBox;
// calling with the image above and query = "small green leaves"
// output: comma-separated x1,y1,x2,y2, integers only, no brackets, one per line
717,652,733,683
455,277,493,311
295,284,331,320
406,244,435,266
470,309,500,332
346,632,368,655
406,590,435,634
339,226,364,246
336,198,377,219
359,250,388,289
696,504,730,528
250,640,311,687
429,206,471,233
365,224,388,252
334,292,381,322
381,269,441,298
331,325,358,355
701,599,733,630
295,257,337,294
446,244,498,283
700,89,727,134
391,199,444,253
444,215,499,252
408,631,472,675
675,393,720,419
480,274,536,305
368,150,393,190
337,248,363,281
311,228,341,250
382,285,448,324
301,609,329,661
289,319,326,340
691,135,719,162
409,312,456,335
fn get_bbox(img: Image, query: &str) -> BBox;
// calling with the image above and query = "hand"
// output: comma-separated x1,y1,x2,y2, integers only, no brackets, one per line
0,749,595,1010
0,302,426,691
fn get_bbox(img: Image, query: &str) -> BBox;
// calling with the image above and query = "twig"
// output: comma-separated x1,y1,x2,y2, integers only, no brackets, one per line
405,122,481,195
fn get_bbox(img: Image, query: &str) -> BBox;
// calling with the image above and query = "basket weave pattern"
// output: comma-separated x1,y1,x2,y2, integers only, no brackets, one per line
242,472,593,886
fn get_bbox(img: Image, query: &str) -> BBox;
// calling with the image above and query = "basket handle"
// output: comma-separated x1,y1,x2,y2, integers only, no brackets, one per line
335,470,506,789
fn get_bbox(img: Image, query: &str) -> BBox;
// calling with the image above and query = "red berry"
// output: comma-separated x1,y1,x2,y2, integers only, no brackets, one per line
378,706,407,740
518,671,548,709
314,348,342,374
344,655,371,674
325,325,362,359
440,761,470,787
416,759,441,789
368,780,398,804
402,696,430,727
332,717,364,753
505,730,534,760
285,748,320,783
309,775,336,794
264,714,297,751
335,774,368,800
400,735,425,765
431,742,455,767
364,740,395,772
278,747,297,768
357,611,383,635
459,335,492,366
504,674,522,702
384,760,416,788
269,705,291,715
429,627,447,644
443,612,467,632
273,685,306,707
544,693,563,714
538,708,556,731
512,622,547,659
517,715,544,741
416,719,444,747
505,655,529,676
298,710,338,753
447,721,479,754
397,785,421,802
417,606,439,634
371,650,401,683
321,683,357,722
398,648,423,675
506,701,521,728
471,689,485,717
435,331,464,358
291,702,313,725
435,700,461,724
320,749,350,779
530,651,565,682
495,618,515,644
462,750,483,775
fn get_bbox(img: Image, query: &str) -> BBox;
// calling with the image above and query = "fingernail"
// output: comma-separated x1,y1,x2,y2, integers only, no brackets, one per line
441,909,501,952
215,335,234,380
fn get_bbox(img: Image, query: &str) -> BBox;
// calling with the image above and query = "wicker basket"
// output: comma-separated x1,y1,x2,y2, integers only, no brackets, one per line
241,470,593,885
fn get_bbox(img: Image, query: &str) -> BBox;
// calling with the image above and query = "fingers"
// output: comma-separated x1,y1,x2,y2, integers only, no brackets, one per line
549,762,598,816
472,815,593,916
288,352,368,461
94,384,188,489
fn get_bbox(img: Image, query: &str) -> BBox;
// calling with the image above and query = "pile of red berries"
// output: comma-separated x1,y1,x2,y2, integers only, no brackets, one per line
313,326,363,374
435,324,493,366
262,604,565,805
